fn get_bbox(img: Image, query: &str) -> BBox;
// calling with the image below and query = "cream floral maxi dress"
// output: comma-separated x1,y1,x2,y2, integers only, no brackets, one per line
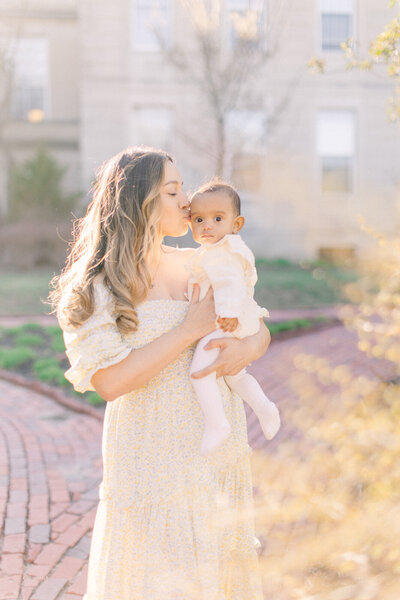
60,281,264,600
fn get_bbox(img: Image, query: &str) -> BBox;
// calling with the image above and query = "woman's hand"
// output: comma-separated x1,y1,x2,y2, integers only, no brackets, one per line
182,284,217,342
191,318,271,379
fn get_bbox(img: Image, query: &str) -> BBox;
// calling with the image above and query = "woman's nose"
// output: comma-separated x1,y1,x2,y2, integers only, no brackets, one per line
179,191,189,208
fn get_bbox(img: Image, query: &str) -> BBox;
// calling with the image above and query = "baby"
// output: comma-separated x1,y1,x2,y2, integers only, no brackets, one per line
186,180,280,455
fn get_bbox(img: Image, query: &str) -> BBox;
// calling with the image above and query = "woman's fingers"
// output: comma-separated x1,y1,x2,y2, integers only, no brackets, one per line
190,283,200,304
191,338,228,379
204,285,214,300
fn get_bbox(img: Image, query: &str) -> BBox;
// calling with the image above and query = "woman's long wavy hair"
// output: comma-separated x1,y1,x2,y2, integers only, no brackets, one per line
49,146,173,334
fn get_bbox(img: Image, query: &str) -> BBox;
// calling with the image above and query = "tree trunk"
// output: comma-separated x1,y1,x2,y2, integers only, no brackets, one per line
215,115,225,177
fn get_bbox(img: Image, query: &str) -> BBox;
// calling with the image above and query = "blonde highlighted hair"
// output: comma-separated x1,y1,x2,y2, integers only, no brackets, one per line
48,146,172,333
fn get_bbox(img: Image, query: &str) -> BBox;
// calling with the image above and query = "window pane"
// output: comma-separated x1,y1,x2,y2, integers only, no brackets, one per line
227,109,266,152
132,0,172,51
321,13,352,51
321,157,352,192
10,38,48,120
231,153,261,193
319,0,354,14
130,107,173,150
317,110,355,157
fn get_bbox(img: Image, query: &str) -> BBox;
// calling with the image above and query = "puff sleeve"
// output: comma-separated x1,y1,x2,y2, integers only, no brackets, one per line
59,283,132,394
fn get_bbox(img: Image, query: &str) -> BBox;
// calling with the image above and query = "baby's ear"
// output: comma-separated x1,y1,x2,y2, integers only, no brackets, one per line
233,215,245,233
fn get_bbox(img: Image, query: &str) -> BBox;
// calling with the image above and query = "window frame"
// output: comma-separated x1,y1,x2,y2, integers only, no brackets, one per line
316,108,357,195
9,36,51,122
129,105,174,152
130,0,173,52
317,0,356,54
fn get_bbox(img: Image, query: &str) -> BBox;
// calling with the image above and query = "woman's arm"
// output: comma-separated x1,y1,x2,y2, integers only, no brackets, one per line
190,318,271,379
92,286,216,401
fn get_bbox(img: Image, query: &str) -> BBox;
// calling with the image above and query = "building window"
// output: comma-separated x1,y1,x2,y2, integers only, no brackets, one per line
227,108,265,191
10,38,49,121
130,107,173,151
227,0,266,49
317,110,355,193
319,0,354,51
227,108,266,152
131,0,172,51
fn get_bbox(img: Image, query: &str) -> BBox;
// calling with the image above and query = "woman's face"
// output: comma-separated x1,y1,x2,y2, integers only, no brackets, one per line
158,160,191,238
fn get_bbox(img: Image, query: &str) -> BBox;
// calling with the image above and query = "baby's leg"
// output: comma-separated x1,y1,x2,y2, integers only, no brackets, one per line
190,330,231,455
225,371,281,440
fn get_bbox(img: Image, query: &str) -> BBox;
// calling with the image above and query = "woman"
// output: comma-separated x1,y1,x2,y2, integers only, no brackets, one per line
50,146,270,599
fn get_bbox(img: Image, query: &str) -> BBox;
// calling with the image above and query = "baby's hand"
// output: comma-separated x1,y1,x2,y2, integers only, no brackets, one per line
217,317,239,333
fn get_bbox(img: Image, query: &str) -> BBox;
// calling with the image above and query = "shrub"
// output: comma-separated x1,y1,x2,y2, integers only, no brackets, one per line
8,145,79,222
0,347,35,368
14,333,44,347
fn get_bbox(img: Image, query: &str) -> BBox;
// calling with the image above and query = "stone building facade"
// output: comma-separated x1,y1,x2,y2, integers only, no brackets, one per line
0,0,399,258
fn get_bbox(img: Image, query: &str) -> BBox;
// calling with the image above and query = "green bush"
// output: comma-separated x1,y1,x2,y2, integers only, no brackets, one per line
19,322,43,332
33,356,60,374
86,391,104,406
36,365,68,386
8,145,79,222
0,347,35,368
14,333,44,347
48,330,65,352
33,357,69,386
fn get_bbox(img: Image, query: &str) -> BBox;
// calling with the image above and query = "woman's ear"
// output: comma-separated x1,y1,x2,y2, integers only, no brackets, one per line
233,215,245,233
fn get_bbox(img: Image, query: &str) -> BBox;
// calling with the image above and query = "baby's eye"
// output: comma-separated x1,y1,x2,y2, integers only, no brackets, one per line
168,193,177,196
215,216,222,222
195,217,203,223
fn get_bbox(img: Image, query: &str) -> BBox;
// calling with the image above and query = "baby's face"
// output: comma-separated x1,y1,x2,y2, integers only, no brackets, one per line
190,192,242,245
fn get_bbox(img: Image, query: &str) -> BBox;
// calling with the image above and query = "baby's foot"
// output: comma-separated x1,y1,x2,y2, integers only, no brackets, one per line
258,400,281,440
200,421,231,456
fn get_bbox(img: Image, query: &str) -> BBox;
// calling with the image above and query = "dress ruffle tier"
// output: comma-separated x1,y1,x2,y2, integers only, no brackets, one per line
60,286,263,600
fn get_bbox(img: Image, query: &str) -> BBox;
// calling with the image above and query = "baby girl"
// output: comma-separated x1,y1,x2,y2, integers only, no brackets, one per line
186,180,280,455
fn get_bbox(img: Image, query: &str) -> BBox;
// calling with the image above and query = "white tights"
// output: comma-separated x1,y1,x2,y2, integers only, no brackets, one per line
190,330,281,455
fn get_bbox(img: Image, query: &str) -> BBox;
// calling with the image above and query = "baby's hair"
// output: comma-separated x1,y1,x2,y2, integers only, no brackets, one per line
191,179,241,216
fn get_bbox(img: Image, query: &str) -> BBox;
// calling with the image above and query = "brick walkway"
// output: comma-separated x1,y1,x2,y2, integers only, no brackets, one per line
0,383,103,599
0,322,396,599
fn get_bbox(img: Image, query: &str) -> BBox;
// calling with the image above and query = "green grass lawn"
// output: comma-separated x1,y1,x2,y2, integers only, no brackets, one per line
0,269,56,316
0,260,356,317
254,259,355,309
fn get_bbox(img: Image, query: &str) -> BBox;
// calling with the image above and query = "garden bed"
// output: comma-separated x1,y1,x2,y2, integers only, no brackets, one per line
0,322,103,408
0,317,337,408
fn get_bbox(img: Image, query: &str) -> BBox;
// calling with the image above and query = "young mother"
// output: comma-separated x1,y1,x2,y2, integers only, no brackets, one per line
51,147,270,600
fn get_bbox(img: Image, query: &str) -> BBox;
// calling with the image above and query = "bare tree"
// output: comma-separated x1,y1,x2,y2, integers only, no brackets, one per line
157,0,297,176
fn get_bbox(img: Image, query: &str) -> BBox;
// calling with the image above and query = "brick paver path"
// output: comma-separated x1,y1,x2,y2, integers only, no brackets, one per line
0,383,103,599
0,322,396,599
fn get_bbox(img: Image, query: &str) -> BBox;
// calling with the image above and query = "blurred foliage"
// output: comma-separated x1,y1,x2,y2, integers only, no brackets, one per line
249,224,400,598
8,145,79,222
